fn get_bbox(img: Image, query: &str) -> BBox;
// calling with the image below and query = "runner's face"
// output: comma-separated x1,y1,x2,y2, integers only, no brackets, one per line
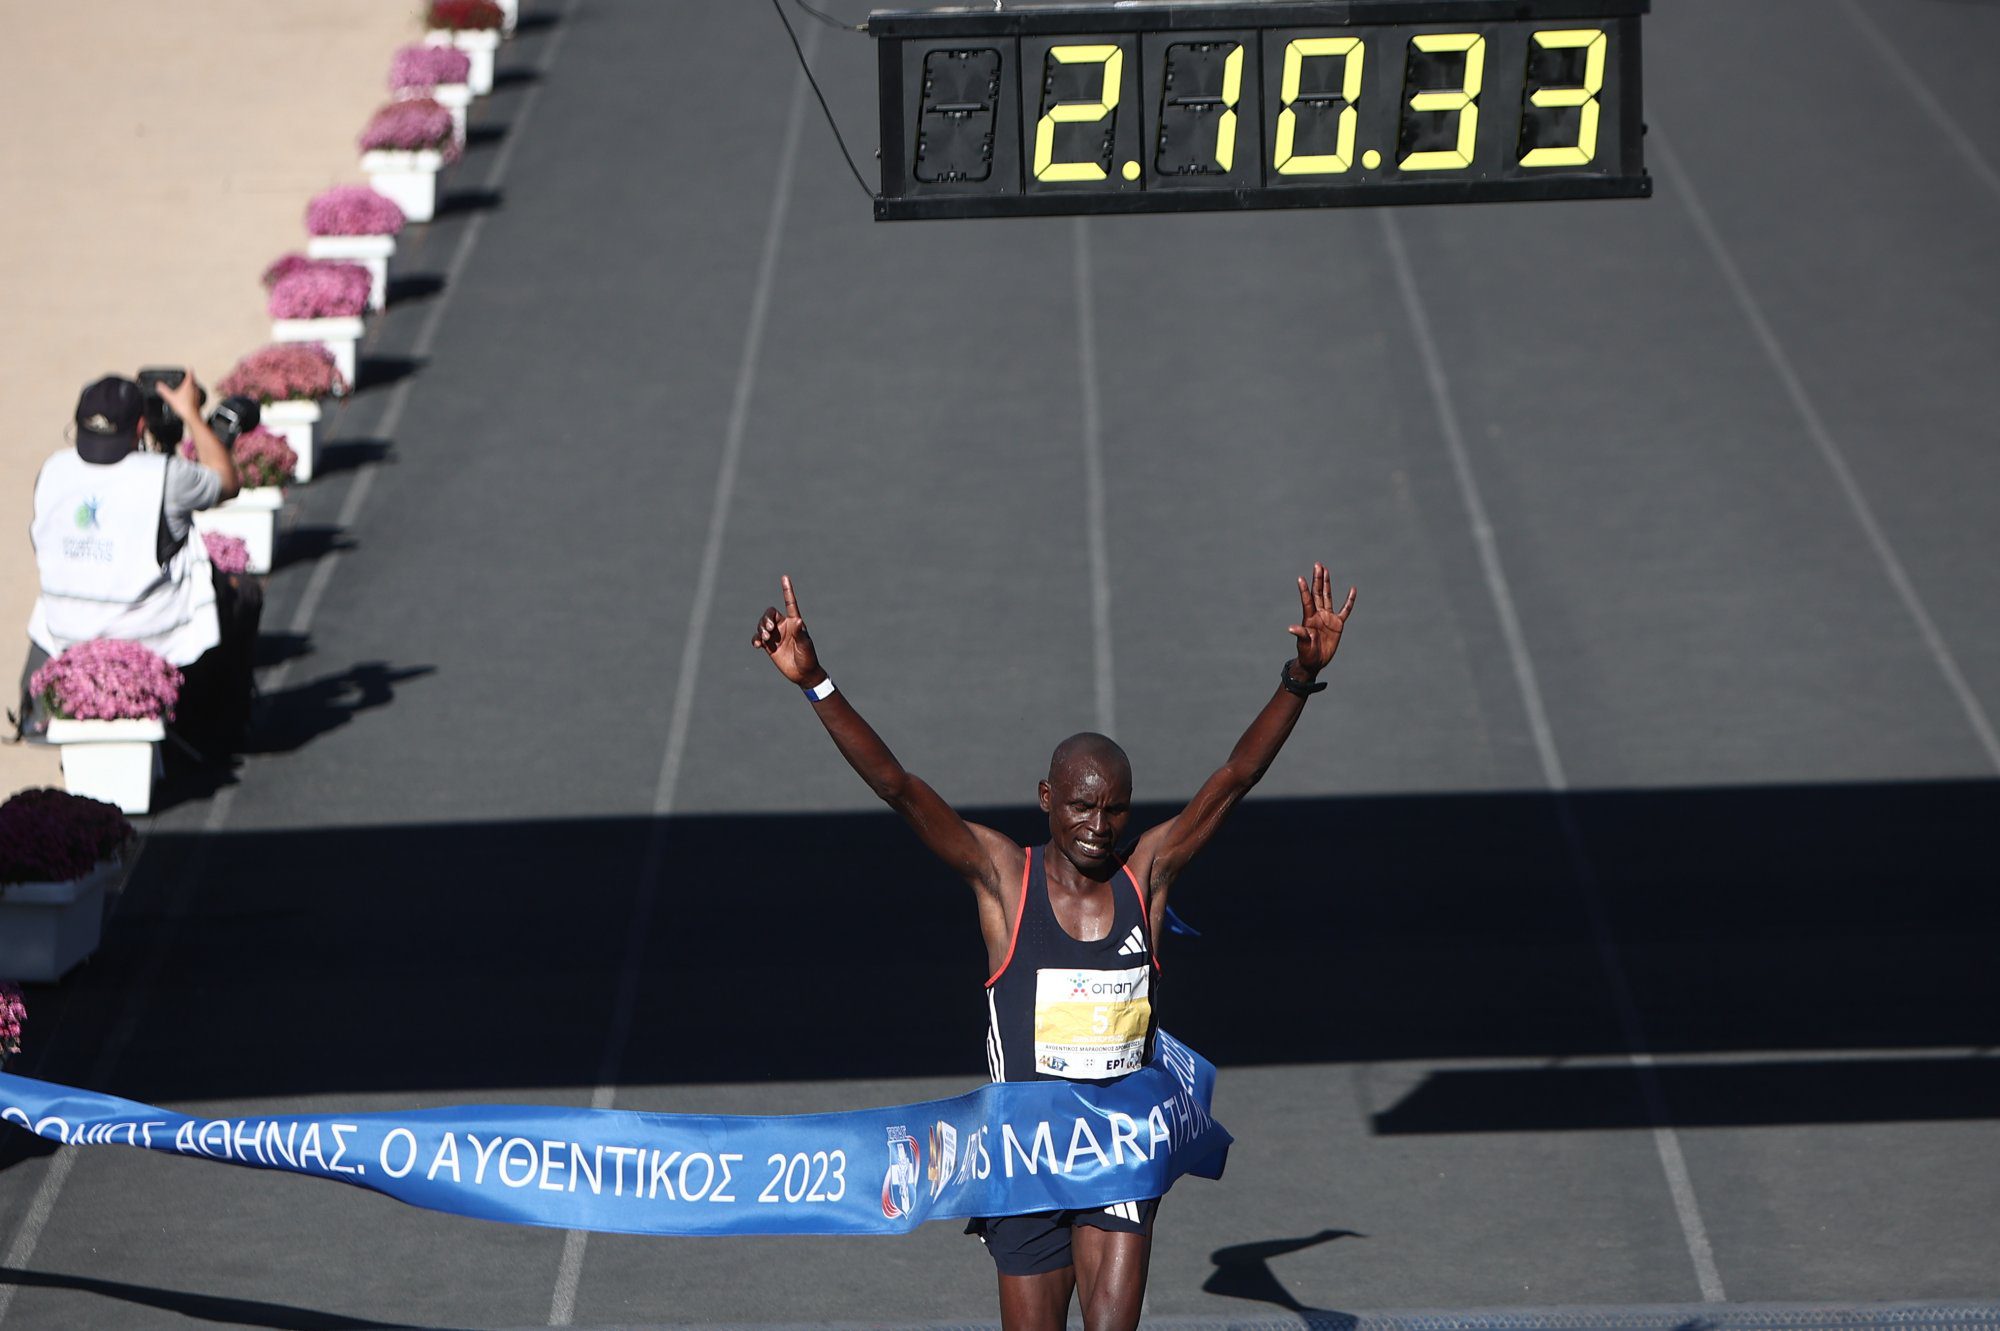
1041,757,1132,874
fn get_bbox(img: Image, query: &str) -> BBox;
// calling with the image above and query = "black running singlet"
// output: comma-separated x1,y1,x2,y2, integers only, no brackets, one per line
984,844,1160,1083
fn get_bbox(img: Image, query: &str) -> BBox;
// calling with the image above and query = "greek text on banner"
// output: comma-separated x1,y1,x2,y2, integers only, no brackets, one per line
0,1032,1229,1236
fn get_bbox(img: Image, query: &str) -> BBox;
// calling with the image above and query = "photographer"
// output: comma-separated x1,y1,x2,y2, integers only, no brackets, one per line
20,371,252,758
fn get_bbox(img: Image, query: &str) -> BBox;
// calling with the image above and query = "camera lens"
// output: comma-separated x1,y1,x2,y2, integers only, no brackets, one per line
207,395,259,447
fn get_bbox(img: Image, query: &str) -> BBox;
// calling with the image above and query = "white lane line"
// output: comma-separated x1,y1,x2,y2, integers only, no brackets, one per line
1837,0,2000,207
0,15,579,1326
1073,217,1116,738
1653,129,2000,773
1379,210,1728,1304
544,23,819,1329
0,1153,77,1316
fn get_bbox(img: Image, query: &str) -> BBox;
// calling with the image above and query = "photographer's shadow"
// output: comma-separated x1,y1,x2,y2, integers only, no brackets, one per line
247,661,435,755
1203,1228,1364,1325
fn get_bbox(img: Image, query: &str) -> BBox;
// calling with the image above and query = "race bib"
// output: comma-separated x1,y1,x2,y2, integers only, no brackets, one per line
1033,967,1151,1080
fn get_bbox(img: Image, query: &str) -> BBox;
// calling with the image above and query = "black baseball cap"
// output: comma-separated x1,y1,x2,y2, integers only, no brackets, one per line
73,376,145,464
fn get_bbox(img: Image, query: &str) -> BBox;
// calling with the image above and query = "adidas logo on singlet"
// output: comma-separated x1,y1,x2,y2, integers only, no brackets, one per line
1116,926,1146,957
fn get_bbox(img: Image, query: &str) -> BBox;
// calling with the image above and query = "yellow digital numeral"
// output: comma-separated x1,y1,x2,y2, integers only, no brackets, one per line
1399,32,1485,172
1520,29,1605,167
1213,44,1244,172
1033,45,1124,182
1274,37,1364,175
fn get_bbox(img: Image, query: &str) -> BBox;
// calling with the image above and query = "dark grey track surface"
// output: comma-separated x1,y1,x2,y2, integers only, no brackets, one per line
4,0,1998,1326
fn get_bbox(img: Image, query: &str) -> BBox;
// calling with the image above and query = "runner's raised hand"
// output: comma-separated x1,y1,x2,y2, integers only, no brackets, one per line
753,574,824,687
1287,562,1355,676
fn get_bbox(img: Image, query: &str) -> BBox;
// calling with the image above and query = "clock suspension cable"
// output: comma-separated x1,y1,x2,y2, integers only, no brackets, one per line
788,0,867,33
769,0,875,199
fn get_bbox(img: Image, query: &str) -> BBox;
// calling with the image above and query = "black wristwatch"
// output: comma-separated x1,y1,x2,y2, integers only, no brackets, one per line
1280,660,1327,697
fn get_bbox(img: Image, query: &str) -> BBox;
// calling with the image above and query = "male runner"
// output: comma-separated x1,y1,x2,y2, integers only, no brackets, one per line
752,564,1354,1331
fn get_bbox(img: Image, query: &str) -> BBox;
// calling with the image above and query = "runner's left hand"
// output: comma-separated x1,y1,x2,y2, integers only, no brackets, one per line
1288,563,1355,677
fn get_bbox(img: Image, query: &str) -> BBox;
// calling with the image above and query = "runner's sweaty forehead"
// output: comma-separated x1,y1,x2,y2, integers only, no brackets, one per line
1048,732,1130,793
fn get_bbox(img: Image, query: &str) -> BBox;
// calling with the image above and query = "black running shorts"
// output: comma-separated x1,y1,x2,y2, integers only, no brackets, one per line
968,1198,1161,1276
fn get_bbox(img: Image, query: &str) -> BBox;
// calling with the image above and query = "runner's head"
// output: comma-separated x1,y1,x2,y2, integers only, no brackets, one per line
1040,733,1131,875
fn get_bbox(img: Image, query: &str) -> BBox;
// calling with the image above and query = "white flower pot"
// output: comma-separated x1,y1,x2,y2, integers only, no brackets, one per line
272,315,364,391
45,720,164,815
498,0,517,34
426,29,499,94
306,233,395,312
259,399,322,483
361,148,444,223
438,82,473,145
194,486,284,575
0,857,120,982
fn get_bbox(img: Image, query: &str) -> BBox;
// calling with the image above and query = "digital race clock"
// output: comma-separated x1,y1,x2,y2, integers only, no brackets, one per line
869,0,1648,220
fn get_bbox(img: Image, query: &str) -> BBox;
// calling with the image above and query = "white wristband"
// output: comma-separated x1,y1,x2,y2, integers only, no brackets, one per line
803,677,836,702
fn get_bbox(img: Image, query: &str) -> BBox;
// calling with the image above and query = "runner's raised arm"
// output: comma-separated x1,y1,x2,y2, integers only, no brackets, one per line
753,575,1015,903
1130,562,1354,909
756,564,1352,1328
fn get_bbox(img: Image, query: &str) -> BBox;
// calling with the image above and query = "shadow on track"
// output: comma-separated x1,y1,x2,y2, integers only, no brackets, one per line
305,438,395,481
245,662,437,755
351,355,424,395
433,188,502,218
10,780,1996,1121
270,525,355,573
0,1266,454,1330
1203,1228,1364,1321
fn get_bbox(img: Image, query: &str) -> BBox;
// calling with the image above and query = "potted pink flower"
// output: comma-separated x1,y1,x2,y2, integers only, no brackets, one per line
391,43,474,145
0,788,134,981
217,343,347,476
425,0,509,88
218,342,348,403
0,983,24,1064
305,186,405,313
359,97,458,222
266,260,370,317
201,531,252,575
266,259,371,399
306,184,407,238
31,642,184,814
188,427,298,573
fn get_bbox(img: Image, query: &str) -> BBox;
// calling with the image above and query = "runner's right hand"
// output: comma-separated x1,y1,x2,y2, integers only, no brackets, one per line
753,574,825,688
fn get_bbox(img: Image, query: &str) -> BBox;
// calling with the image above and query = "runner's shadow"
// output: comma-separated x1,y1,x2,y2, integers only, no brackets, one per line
1204,1229,1364,1322
0,1266,454,1330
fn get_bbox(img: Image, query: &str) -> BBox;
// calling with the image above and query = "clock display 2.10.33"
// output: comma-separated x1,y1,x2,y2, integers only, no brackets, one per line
869,0,1649,221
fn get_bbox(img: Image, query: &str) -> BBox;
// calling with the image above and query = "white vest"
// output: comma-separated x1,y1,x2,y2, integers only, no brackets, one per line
28,449,219,666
